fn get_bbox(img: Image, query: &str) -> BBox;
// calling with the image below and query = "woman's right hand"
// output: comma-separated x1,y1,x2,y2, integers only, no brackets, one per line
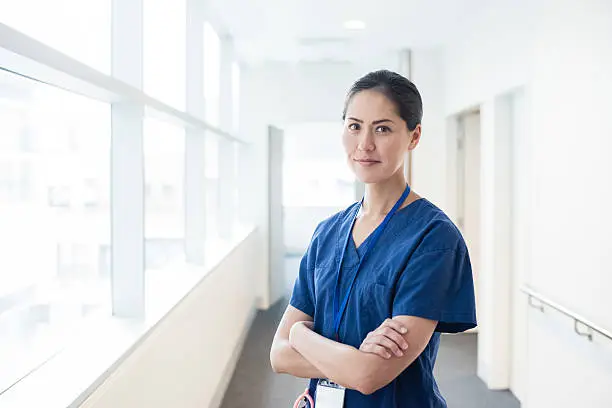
359,318,410,359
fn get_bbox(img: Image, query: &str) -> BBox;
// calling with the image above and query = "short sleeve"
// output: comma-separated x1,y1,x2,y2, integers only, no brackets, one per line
289,252,315,317
392,248,477,333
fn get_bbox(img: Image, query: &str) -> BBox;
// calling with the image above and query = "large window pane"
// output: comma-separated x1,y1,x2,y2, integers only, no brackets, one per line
203,22,220,126
0,0,111,74
143,0,186,109
0,70,111,393
144,117,185,270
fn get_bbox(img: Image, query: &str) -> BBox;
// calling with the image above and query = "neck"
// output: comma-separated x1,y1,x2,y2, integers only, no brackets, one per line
361,170,408,217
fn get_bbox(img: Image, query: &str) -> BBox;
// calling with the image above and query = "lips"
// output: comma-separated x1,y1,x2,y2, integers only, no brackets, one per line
354,158,381,167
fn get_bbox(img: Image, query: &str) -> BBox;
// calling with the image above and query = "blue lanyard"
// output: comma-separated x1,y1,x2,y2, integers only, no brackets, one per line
332,184,411,340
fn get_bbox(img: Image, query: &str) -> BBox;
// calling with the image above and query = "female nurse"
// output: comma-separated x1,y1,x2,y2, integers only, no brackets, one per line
270,69,477,408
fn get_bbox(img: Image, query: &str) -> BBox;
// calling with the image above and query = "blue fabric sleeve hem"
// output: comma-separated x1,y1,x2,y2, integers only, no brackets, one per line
392,306,477,333
289,298,314,318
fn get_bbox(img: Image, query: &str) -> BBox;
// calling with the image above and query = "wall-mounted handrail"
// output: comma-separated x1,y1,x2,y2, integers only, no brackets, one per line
522,285,612,342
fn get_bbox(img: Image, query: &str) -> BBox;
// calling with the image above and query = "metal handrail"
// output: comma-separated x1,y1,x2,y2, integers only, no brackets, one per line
522,285,612,342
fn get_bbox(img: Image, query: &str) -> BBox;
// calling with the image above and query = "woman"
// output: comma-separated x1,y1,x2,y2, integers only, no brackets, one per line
270,70,477,407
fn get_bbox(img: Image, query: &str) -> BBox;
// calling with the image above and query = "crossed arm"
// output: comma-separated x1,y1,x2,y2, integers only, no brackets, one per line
269,305,437,395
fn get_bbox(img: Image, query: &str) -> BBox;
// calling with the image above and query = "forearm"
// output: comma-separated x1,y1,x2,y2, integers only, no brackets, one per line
289,323,372,391
270,338,326,379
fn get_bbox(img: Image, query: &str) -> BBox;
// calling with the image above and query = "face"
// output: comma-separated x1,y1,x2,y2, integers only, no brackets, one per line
342,89,421,184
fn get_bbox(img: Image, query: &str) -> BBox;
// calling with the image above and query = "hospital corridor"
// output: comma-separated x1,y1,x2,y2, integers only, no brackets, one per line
219,258,518,408
1,0,611,407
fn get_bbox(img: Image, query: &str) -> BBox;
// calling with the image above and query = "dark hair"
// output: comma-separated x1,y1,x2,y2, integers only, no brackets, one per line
342,69,423,130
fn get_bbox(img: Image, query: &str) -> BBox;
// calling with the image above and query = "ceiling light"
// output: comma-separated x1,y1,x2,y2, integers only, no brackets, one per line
343,20,366,30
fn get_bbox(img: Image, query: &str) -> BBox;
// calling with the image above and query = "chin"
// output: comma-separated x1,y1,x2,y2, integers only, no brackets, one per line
354,168,387,184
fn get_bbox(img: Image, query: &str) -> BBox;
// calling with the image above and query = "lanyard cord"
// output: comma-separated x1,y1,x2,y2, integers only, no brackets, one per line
332,184,411,340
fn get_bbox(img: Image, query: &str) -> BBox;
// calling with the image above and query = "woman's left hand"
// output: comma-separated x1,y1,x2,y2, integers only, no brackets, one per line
359,319,409,359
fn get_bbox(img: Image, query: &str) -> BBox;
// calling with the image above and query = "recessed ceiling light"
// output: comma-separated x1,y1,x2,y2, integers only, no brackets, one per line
343,20,366,30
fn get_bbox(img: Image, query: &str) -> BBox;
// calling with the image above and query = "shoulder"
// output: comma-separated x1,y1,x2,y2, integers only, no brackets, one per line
407,199,468,256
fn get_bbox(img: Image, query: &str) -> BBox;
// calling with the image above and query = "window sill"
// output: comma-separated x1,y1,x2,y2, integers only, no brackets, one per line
0,226,256,408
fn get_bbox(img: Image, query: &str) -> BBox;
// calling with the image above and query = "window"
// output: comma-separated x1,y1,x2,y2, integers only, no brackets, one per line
0,70,111,393
143,0,186,109
144,117,185,270
0,0,111,74
203,22,221,127
283,122,355,207
1,2,246,400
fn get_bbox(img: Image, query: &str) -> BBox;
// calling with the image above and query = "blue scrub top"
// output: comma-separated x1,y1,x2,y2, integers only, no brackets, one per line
290,198,477,407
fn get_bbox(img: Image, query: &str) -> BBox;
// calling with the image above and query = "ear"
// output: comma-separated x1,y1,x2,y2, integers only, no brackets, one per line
408,124,422,151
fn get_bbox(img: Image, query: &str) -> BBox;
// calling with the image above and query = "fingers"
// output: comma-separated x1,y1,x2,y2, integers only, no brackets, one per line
372,322,410,353
376,326,409,351
359,319,411,359
369,334,404,357
360,343,392,359
382,318,408,335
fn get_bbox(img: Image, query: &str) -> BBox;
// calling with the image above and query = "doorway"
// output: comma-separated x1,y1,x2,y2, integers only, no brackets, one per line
280,122,355,295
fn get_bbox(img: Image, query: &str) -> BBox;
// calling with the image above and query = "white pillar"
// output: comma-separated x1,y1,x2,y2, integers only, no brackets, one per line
184,0,206,264
218,36,236,239
398,48,413,185
477,97,513,389
110,0,145,318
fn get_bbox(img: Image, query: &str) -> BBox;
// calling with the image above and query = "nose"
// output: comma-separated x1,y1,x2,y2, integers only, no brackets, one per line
357,128,375,151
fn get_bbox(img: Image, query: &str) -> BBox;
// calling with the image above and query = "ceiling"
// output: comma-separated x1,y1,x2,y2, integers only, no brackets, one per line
208,0,488,66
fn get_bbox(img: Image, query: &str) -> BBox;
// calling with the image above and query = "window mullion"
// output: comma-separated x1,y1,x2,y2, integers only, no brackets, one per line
110,0,145,318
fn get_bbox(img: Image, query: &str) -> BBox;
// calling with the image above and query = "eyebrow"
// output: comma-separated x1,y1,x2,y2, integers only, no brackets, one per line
347,117,394,125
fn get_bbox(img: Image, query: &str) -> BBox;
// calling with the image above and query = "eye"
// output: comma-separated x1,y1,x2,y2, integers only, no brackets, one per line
348,122,360,131
375,125,391,133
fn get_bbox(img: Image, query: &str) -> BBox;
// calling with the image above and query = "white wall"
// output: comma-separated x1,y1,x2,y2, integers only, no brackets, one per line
79,231,260,408
526,1,612,406
241,61,362,128
443,0,536,115
411,47,448,210
443,0,612,405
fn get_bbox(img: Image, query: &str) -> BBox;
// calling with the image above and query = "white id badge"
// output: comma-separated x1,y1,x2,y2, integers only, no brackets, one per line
315,379,345,408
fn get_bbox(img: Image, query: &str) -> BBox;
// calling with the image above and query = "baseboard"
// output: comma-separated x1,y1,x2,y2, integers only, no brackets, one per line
209,302,258,408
